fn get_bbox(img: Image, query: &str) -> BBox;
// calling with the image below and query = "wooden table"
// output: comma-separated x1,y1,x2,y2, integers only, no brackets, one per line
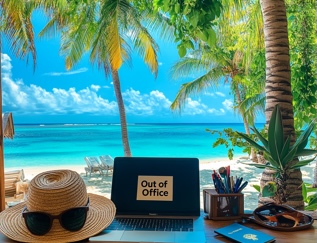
0,213,316,242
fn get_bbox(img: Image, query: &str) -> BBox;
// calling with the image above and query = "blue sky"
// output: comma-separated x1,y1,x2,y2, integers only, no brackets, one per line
1,13,265,125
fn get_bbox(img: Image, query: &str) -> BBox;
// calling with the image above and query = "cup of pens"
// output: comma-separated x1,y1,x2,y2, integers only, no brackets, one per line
203,165,245,220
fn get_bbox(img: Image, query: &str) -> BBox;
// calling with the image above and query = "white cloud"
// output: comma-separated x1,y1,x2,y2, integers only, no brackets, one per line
205,91,226,97
206,108,226,115
90,84,101,91
122,89,172,115
215,92,225,97
44,67,88,76
182,98,207,115
1,54,12,72
2,55,117,115
1,54,229,118
222,99,233,110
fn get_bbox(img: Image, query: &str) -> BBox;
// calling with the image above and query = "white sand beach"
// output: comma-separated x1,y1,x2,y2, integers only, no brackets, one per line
5,157,316,211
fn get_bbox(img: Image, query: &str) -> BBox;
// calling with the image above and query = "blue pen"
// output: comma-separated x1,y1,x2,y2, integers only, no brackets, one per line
237,181,248,193
234,177,243,193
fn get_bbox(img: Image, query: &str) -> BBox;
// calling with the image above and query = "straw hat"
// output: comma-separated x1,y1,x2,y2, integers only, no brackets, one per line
0,170,116,243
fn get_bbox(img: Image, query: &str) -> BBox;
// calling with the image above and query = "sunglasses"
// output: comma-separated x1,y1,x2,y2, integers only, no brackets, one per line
22,198,90,236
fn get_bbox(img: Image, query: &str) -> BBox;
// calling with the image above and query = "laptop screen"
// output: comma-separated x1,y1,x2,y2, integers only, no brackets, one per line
111,157,200,216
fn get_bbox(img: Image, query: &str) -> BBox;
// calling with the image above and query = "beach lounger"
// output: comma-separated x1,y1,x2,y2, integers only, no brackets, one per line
84,157,104,177
4,169,27,205
99,155,114,175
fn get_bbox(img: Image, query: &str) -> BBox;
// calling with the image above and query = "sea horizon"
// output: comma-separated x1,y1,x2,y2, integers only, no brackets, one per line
13,122,265,126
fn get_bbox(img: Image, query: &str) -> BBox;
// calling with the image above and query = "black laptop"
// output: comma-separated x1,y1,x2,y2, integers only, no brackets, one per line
90,157,206,243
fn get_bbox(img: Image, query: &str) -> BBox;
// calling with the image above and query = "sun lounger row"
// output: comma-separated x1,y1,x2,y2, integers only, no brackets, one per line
84,155,114,177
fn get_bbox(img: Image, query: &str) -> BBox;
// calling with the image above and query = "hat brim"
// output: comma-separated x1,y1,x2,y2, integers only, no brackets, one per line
0,193,116,243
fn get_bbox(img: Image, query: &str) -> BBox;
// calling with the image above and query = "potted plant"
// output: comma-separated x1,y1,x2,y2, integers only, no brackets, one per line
237,104,317,206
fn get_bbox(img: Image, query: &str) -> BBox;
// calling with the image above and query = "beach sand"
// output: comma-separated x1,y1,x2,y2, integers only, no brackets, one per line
5,157,316,211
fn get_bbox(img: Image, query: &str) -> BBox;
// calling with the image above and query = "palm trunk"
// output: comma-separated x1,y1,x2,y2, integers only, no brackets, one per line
111,68,132,157
0,34,5,211
259,0,303,209
233,83,257,161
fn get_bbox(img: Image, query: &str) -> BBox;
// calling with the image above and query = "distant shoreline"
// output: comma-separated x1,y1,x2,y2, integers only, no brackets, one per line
14,122,265,127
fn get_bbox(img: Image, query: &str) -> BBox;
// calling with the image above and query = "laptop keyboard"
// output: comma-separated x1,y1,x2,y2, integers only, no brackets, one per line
107,218,194,231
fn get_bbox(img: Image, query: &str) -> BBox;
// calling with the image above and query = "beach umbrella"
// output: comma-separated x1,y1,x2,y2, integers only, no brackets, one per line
2,113,14,139
0,112,15,211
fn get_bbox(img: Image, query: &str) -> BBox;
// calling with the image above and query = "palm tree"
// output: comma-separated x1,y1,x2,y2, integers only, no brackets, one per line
40,0,159,157
0,0,38,211
259,0,302,209
170,0,265,161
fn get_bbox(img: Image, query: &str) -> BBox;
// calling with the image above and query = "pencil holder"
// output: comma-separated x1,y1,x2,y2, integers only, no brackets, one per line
203,189,244,220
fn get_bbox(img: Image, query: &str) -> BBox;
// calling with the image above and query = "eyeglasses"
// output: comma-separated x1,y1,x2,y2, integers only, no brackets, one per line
22,198,90,236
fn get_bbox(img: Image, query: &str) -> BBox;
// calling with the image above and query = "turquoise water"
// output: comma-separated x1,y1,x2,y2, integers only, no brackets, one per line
4,123,254,169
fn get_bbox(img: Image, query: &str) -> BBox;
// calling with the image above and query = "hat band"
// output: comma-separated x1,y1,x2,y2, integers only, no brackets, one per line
22,198,90,236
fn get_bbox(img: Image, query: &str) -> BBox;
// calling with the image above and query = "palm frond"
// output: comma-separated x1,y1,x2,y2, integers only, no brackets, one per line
170,67,224,111
2,0,37,67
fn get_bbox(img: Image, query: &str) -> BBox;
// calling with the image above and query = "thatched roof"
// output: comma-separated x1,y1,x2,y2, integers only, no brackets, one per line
2,112,14,139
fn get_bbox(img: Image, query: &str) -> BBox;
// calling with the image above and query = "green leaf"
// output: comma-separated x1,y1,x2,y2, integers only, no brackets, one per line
174,3,180,13
305,194,317,210
251,126,269,150
241,162,277,170
267,105,283,166
290,156,316,169
274,106,285,153
305,204,317,211
185,40,195,50
177,45,186,58
162,0,170,12
264,153,281,170
280,135,291,166
252,184,261,192
196,29,208,42
302,183,307,201
262,182,277,197
281,146,298,168
189,13,199,28
295,149,317,157
236,132,267,153
292,120,316,151
304,183,317,193
307,194,317,204
206,28,216,47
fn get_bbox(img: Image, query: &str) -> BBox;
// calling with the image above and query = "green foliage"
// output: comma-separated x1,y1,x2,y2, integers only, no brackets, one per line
288,0,317,132
253,182,277,198
302,183,317,211
253,182,276,197
237,104,317,177
152,0,222,56
206,128,259,160
262,182,277,197
253,182,317,211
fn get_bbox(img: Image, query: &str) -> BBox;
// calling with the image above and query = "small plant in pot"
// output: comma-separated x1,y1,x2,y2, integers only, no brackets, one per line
237,104,317,206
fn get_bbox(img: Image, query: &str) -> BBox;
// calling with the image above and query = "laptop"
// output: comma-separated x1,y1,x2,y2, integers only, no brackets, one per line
89,157,206,243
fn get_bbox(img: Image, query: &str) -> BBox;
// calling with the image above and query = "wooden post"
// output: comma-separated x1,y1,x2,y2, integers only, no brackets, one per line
0,34,5,212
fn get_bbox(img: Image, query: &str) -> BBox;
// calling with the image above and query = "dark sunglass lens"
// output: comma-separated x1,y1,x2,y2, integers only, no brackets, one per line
24,212,52,236
61,208,87,231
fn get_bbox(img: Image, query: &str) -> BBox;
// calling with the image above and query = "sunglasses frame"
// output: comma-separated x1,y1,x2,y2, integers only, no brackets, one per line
22,198,90,235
